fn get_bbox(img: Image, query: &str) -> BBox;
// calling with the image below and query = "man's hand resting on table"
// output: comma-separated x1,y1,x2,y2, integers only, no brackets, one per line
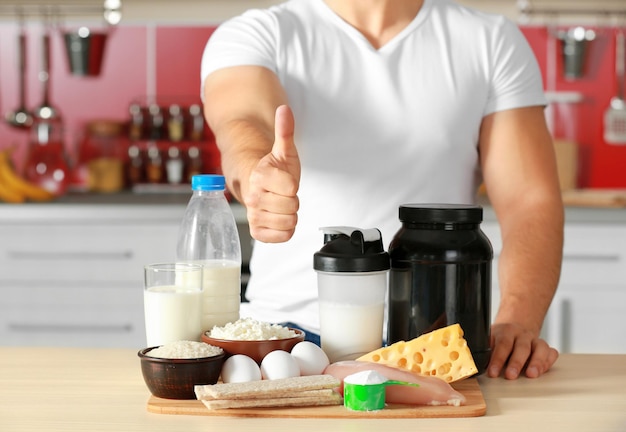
488,322,559,379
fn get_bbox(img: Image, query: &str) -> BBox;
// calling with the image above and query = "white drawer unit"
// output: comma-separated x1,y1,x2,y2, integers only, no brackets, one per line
481,211,626,354
0,284,146,348
545,287,626,354
0,199,252,348
0,223,178,283
0,203,185,348
559,224,626,286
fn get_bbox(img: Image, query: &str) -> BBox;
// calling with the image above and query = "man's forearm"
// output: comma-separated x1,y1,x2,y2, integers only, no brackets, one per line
494,200,564,334
214,118,274,204
202,65,289,204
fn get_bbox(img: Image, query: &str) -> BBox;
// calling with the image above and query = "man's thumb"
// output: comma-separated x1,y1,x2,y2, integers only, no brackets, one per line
271,105,297,161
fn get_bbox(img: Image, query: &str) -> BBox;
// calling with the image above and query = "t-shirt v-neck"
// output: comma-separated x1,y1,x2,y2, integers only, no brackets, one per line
315,0,433,53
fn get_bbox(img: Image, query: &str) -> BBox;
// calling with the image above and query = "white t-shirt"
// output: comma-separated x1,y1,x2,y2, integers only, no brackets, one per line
201,0,546,334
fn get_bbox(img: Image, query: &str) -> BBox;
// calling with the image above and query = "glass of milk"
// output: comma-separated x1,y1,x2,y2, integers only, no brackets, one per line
143,263,203,347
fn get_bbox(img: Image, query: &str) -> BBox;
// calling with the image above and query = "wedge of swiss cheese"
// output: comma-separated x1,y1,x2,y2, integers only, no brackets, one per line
356,323,478,383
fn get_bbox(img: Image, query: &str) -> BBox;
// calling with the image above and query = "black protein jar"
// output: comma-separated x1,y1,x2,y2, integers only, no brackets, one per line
387,204,493,374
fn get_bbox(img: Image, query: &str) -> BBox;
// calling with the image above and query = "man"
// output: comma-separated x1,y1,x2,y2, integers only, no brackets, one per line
200,0,563,379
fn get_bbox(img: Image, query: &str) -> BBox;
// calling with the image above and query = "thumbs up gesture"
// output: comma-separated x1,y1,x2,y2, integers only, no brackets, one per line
245,105,301,243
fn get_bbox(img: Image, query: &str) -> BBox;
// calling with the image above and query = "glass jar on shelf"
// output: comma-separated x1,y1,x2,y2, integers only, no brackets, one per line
168,104,185,142
128,103,145,141
148,104,165,140
188,104,205,142
24,117,70,196
145,145,164,184
185,145,203,183
166,146,184,184
126,145,145,186
74,121,126,193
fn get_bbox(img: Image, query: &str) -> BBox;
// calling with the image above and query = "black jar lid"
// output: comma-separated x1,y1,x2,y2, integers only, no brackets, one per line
313,227,390,273
399,204,483,224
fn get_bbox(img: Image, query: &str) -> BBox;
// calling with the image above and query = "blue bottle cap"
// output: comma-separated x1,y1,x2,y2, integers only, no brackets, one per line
191,174,226,191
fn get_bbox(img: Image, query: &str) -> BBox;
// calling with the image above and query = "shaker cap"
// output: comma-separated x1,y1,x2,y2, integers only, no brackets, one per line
399,204,483,224
313,226,390,272
192,174,225,191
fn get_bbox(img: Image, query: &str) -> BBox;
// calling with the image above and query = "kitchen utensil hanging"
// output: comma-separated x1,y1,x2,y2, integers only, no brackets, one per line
60,2,119,77
34,17,60,122
63,26,109,76
5,10,33,129
604,28,626,145
557,26,596,80
31,14,65,149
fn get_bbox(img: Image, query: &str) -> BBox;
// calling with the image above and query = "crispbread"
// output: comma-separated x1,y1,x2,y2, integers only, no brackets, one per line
195,374,340,400
268,388,336,398
201,392,342,410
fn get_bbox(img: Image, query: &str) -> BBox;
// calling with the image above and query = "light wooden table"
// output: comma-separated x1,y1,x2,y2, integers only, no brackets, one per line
0,348,624,432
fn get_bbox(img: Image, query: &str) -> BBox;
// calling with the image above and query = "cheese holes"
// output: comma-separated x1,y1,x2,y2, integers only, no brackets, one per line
425,359,435,371
437,363,452,376
450,351,459,361
412,352,424,364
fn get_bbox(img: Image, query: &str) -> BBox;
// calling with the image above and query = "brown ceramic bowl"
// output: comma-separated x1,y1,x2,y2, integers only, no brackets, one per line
138,346,225,400
201,328,305,364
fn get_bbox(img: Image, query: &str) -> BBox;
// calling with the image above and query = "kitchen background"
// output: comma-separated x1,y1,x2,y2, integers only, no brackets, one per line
0,0,625,192
0,1,625,354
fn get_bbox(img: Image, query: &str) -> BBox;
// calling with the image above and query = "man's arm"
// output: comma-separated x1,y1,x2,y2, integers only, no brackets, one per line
479,105,564,379
203,66,300,243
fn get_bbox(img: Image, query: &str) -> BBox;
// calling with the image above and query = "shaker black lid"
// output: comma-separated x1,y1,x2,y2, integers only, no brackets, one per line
313,227,390,272
399,204,483,224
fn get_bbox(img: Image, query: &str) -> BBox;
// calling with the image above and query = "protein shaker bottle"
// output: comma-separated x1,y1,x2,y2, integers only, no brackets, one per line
387,204,493,374
314,227,390,363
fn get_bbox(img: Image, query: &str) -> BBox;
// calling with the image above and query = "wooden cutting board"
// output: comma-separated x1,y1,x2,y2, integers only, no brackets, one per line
146,378,486,419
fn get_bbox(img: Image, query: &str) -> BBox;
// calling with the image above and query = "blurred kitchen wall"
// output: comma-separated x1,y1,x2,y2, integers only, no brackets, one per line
0,0,624,188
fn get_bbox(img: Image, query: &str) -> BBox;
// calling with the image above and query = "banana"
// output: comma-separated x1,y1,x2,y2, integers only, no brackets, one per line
0,149,55,202
0,175,25,203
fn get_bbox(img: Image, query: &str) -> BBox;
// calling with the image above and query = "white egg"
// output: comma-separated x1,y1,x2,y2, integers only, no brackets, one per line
260,350,300,380
220,354,262,383
290,341,330,376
